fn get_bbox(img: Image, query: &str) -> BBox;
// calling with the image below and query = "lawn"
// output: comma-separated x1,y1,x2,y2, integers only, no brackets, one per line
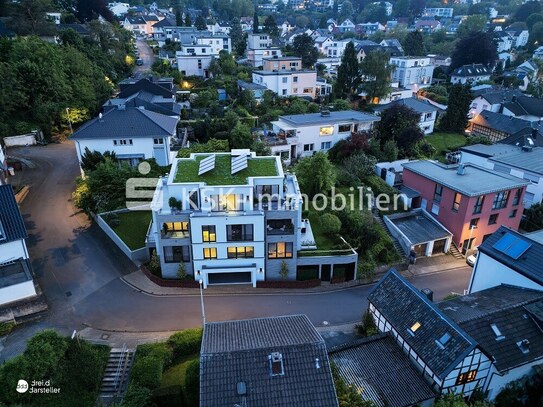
106,210,152,250
307,211,346,251
426,132,467,158
174,154,278,185
161,353,199,388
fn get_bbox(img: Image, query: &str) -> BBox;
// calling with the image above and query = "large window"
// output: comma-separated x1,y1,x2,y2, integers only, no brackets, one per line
203,247,217,259
202,225,216,242
210,194,242,212
303,144,314,151
338,124,351,133
473,196,484,214
227,224,254,241
268,242,293,259
162,222,189,238
456,370,477,385
319,126,334,136
163,246,190,263
433,184,443,202
512,188,522,206
488,214,498,225
452,192,461,212
492,191,509,209
227,246,254,258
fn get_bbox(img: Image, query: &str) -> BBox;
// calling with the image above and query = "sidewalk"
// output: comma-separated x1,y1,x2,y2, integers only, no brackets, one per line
122,254,467,297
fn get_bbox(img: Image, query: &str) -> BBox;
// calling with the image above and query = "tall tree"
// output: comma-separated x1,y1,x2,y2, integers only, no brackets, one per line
253,11,259,33
439,83,471,133
408,0,425,17
334,41,361,98
195,15,207,30
184,13,192,27
292,34,319,68
75,0,114,22
7,0,56,36
375,104,421,151
456,14,487,38
230,17,245,56
360,50,393,102
263,15,279,40
515,1,542,22
175,8,183,26
450,31,497,69
527,13,543,31
295,152,336,197
529,21,543,50
403,31,424,55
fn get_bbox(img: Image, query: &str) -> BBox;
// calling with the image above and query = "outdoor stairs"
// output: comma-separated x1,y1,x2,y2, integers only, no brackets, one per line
372,214,406,257
97,345,135,406
448,242,464,260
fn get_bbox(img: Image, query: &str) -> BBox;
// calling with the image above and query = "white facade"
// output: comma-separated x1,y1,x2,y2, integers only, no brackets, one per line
468,251,543,293
423,8,453,18
252,70,318,99
108,2,130,16
469,95,502,118
247,34,283,67
390,57,434,91
196,35,232,54
176,45,214,78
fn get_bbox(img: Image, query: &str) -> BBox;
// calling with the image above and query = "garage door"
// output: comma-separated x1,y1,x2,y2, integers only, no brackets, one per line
432,239,447,255
413,243,427,257
208,272,252,285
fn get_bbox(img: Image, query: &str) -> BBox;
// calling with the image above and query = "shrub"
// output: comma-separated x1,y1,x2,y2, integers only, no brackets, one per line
136,343,173,368
319,213,342,236
184,359,200,407
177,262,187,279
167,328,203,362
355,308,378,337
357,255,377,281
130,355,164,390
146,252,161,276
122,383,153,407
279,260,289,279
0,321,15,336
168,197,182,210
152,385,184,407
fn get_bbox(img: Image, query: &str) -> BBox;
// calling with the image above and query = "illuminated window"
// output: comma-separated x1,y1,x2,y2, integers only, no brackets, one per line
211,194,242,212
319,126,334,136
452,192,461,211
227,246,254,258
268,242,293,259
410,322,421,333
303,87,313,93
203,247,217,259
202,225,216,242
456,370,477,385
163,222,189,238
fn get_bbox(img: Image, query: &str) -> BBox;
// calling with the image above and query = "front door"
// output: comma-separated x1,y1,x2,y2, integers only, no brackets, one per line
462,238,475,255
321,265,331,282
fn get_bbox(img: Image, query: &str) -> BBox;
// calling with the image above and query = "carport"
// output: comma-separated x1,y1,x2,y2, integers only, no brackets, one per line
384,209,453,257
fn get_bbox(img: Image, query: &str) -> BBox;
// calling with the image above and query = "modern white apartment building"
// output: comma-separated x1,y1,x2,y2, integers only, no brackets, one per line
176,44,214,78
252,69,318,99
147,150,358,287
246,33,282,67
268,110,380,162
390,56,434,91
194,34,232,54
423,7,454,18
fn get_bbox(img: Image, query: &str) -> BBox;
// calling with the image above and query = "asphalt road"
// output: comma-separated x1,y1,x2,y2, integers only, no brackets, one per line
134,38,154,73
11,142,472,334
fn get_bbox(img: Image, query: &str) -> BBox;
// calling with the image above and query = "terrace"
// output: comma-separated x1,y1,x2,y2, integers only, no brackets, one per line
262,129,298,147
173,154,278,185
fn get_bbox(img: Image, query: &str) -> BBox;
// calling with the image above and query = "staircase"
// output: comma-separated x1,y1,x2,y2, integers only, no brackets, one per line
373,215,406,257
448,242,464,260
97,345,135,406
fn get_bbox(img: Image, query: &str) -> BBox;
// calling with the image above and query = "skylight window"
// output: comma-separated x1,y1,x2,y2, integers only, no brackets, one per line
409,322,421,335
490,324,505,341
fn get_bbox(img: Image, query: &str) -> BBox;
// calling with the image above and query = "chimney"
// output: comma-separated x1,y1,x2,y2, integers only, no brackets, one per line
457,164,466,175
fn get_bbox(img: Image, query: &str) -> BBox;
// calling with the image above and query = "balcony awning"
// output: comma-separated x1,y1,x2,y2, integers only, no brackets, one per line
271,121,295,131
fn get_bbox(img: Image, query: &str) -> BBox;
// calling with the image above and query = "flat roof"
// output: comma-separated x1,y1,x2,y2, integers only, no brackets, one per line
460,143,519,158
262,56,301,61
253,69,316,76
402,160,529,197
490,147,543,176
387,210,451,244
278,110,379,126
173,153,279,185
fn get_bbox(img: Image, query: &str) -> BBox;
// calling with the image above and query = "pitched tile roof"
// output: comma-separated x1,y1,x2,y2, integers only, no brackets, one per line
439,285,543,372
70,107,178,140
0,185,27,244
470,110,541,138
330,334,437,407
489,146,543,175
368,270,477,379
451,64,492,77
477,226,543,286
502,95,543,117
471,87,524,105
200,315,338,407
374,96,437,114
118,78,175,99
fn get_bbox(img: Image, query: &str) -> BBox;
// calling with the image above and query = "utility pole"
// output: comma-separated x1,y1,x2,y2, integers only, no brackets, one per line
199,278,206,327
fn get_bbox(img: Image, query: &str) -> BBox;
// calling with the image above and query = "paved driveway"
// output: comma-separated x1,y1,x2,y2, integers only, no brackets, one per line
134,38,154,73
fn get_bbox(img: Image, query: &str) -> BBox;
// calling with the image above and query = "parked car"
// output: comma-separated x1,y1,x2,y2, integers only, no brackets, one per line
136,58,143,66
466,251,478,267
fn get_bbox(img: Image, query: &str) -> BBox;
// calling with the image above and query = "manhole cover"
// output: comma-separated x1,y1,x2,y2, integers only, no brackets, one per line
322,321,329,325
65,291,72,297
101,334,110,340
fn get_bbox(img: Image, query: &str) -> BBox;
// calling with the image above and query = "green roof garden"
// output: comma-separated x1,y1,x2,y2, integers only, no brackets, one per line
173,154,279,185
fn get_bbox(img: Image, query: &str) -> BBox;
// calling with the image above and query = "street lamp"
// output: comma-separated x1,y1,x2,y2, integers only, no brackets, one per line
66,108,73,135
199,277,206,327
465,224,477,258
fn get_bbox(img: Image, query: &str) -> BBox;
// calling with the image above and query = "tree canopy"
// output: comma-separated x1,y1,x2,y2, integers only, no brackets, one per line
360,50,393,102
334,41,361,98
403,31,424,55
439,83,472,133
295,152,336,197
292,34,319,68
450,31,497,69
375,104,423,156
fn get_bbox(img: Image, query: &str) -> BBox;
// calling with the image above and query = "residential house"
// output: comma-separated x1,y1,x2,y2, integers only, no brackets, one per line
118,76,175,94
176,44,213,78
460,144,543,207
369,270,493,398
330,333,437,406
246,33,282,67
70,106,179,168
207,22,231,35
337,19,355,33
533,46,543,59
468,87,524,118
423,8,454,18
414,19,442,33
402,160,528,252
505,26,529,48
427,54,452,68
0,185,37,305
195,33,232,54
268,110,379,163
468,110,543,146
46,12,61,25
501,95,543,121
390,56,434,91
314,36,333,55
200,315,339,406
123,16,147,35
262,56,302,71
147,151,358,284
371,1,393,15
252,58,318,99
451,64,492,85
108,2,130,17
354,22,386,36
374,97,438,134
380,38,404,54
468,226,543,292
493,31,513,52
152,23,201,46
439,284,543,399
513,60,539,91
237,80,268,102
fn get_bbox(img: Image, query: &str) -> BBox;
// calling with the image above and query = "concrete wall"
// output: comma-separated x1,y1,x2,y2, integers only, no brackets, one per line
3,134,37,147
0,280,36,305
0,240,28,263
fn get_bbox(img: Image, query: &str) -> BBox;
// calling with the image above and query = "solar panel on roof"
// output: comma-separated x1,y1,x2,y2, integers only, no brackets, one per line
198,155,216,175
493,233,532,260
231,154,248,174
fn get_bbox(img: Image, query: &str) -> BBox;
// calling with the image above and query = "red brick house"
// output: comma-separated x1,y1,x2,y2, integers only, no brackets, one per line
402,161,528,254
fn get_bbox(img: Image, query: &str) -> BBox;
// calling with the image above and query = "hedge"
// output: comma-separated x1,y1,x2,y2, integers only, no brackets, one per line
152,385,184,407
141,265,200,288
167,328,203,362
131,355,164,390
256,279,321,288
184,359,200,407
136,342,173,368
122,383,153,407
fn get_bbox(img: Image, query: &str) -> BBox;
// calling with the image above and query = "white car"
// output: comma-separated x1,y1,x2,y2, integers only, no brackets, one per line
466,251,478,267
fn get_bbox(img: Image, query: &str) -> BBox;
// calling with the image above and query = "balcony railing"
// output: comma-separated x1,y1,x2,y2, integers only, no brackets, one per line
161,231,190,239
263,130,298,146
